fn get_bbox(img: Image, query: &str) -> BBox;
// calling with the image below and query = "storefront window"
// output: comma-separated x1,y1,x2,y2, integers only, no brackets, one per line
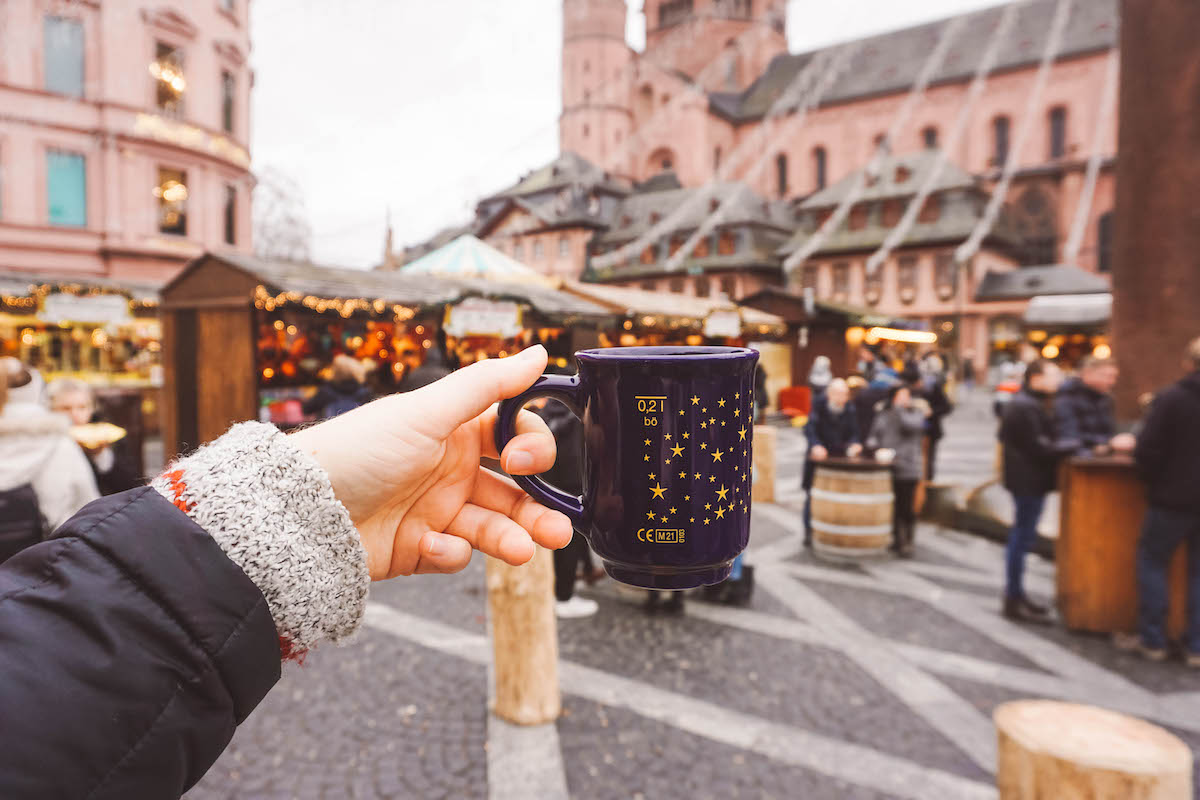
155,168,188,235
152,42,186,115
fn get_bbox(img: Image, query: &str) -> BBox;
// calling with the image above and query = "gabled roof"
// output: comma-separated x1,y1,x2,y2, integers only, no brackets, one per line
595,180,790,247
479,151,631,203
800,151,976,209
713,0,1117,122
975,264,1110,302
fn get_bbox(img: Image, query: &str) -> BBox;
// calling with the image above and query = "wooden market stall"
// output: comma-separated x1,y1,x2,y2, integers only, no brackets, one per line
158,252,612,458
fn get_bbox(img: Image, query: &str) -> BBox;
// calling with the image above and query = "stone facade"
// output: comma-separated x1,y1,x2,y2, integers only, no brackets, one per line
0,0,255,284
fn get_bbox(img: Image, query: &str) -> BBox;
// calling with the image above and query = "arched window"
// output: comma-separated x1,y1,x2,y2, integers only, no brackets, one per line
992,115,1011,166
873,133,889,154
647,147,675,173
922,126,938,149
812,146,827,191
1048,106,1067,159
775,153,788,198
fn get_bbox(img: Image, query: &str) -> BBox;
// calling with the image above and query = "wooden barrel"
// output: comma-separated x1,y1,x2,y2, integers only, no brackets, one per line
810,459,893,560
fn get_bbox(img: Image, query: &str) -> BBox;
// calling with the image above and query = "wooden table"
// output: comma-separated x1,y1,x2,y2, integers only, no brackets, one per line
1057,456,1188,638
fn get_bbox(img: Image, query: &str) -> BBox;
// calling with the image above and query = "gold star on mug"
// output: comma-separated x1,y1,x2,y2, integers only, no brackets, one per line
682,431,690,439
711,449,724,462
738,427,747,441
715,506,726,520
670,444,685,457
650,482,667,499
718,398,726,407
716,485,729,502
644,438,651,446
669,507,677,515
691,395,700,405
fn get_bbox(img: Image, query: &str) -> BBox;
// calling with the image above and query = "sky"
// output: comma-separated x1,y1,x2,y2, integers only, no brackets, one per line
250,0,1009,269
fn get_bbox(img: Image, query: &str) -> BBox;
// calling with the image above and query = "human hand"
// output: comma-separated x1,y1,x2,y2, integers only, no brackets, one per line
846,443,863,458
289,345,573,580
810,445,828,460
1110,433,1137,453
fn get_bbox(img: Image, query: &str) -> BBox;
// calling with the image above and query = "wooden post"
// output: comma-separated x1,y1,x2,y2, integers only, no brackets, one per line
486,547,561,725
995,700,1193,800
751,424,776,503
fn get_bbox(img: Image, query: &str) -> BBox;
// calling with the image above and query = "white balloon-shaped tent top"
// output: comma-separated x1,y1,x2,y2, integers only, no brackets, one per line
399,235,551,285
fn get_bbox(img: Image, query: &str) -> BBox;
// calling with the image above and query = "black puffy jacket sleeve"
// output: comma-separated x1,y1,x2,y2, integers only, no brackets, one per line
0,488,281,799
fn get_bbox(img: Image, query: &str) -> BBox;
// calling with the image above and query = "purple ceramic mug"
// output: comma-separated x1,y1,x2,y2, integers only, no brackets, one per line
495,346,758,589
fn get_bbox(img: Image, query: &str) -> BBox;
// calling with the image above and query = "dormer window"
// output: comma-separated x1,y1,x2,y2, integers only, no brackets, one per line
894,165,911,184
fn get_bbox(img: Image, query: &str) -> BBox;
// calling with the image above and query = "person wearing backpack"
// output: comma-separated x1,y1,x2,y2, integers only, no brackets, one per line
302,354,373,420
0,358,99,561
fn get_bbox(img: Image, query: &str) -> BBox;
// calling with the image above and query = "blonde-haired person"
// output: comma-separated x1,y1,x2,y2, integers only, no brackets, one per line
47,377,142,496
0,358,98,559
303,354,372,420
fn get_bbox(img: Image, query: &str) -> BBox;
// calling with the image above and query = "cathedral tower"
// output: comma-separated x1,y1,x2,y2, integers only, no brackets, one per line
561,0,634,173
642,0,787,92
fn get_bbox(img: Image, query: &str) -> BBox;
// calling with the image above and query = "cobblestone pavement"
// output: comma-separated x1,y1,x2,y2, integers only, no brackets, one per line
188,416,1199,798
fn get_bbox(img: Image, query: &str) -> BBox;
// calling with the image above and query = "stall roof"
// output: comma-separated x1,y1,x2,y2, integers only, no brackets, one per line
398,235,551,284
737,286,893,327
974,265,1109,302
172,253,612,319
0,270,161,303
558,281,785,328
1023,292,1112,327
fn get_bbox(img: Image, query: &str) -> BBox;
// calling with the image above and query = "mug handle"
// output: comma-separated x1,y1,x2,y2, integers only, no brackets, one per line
494,373,586,525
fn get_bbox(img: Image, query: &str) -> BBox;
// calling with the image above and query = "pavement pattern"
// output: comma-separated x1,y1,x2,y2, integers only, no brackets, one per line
187,405,1200,799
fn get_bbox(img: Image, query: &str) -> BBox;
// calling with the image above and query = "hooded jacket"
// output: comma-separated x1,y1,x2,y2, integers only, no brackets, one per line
0,373,98,531
1054,377,1117,453
1134,370,1200,514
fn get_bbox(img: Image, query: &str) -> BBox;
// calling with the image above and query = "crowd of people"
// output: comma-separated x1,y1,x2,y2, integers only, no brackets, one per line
997,343,1200,669
801,347,953,558
799,339,1200,669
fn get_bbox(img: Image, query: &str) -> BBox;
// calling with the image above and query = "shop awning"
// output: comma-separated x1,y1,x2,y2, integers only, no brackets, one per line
0,270,162,304
173,253,612,321
558,281,786,334
1023,292,1112,327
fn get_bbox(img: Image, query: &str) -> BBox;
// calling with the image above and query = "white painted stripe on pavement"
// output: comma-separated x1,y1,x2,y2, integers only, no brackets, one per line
363,603,996,800
756,566,1000,773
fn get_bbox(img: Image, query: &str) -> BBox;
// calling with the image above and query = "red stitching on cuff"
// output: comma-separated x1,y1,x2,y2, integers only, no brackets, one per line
161,469,194,513
278,634,308,664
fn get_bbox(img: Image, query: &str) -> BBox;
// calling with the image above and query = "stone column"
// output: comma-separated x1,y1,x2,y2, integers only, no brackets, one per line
1111,0,1200,418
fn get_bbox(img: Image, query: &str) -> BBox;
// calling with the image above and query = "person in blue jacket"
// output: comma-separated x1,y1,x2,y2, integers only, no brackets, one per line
0,345,572,799
803,377,862,548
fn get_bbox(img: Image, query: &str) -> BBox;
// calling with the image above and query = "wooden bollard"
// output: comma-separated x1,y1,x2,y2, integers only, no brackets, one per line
486,547,561,725
995,700,1192,800
751,424,776,503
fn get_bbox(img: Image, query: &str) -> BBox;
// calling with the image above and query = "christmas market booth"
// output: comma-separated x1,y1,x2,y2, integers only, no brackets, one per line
0,271,163,472
158,252,613,458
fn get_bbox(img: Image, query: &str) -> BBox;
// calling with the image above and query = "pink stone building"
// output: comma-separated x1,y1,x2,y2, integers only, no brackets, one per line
0,0,254,285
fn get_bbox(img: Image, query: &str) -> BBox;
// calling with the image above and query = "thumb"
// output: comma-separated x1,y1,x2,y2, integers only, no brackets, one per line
405,345,549,438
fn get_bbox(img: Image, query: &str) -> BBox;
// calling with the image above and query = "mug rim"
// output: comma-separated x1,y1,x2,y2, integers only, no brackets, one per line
575,346,757,362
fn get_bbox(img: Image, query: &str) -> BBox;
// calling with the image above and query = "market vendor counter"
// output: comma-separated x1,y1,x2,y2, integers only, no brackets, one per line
1057,455,1187,639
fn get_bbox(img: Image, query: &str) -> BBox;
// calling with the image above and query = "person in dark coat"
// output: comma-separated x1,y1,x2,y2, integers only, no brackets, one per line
803,378,862,548
1121,338,1200,665
998,359,1076,624
47,378,143,496
0,345,572,798
1055,356,1135,456
866,385,928,557
303,354,372,419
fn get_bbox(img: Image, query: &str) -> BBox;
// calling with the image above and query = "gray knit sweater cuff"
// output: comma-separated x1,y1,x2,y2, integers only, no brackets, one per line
152,422,369,659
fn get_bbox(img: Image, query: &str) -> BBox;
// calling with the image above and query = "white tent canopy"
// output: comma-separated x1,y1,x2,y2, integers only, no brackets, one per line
399,235,550,285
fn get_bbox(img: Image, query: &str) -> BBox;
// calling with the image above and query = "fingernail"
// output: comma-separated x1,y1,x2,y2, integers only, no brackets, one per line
506,451,533,473
425,536,444,557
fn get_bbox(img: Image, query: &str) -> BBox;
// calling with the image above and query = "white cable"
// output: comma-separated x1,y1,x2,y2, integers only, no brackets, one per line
863,0,1026,275
954,0,1075,265
661,41,862,273
590,44,841,271
780,14,968,274
1062,46,1118,265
